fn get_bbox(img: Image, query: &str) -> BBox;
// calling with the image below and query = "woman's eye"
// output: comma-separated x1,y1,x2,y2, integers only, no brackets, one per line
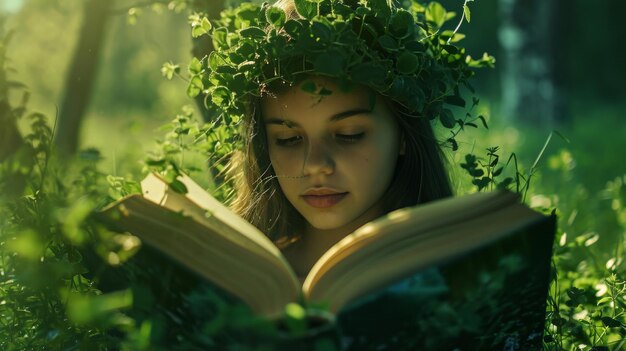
275,136,302,146
335,132,365,143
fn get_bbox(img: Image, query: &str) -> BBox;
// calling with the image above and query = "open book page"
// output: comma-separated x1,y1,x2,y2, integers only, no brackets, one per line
141,174,284,262
302,191,545,313
102,173,301,318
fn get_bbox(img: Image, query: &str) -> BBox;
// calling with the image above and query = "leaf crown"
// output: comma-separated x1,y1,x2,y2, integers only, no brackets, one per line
188,0,494,148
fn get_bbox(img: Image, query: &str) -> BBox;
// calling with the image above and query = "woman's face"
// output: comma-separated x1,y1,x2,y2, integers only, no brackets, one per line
262,78,401,231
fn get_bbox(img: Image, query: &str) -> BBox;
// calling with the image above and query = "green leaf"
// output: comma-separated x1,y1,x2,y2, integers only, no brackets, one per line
601,316,623,328
283,19,304,38
443,44,459,54
439,108,456,128
211,86,231,106
230,73,248,92
366,0,391,18
426,2,446,28
283,302,307,333
67,290,133,325
192,25,206,38
211,27,228,49
208,51,227,71
311,20,333,42
314,50,347,76
265,6,286,28
188,57,202,74
293,0,317,19
239,26,266,39
396,51,419,74
355,6,371,16
351,62,388,88
187,76,203,98
201,17,212,32
228,52,245,65
60,197,95,245
6,229,43,260
463,4,471,23
169,179,189,194
440,30,466,43
471,169,484,177
489,156,499,167
444,94,465,107
497,177,513,189
145,158,166,166
301,80,317,94
235,41,255,59
378,35,398,52
389,10,414,39
477,115,488,129
232,4,259,29
465,154,476,164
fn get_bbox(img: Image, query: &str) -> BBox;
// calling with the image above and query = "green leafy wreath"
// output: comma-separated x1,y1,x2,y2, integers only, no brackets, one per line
184,0,494,163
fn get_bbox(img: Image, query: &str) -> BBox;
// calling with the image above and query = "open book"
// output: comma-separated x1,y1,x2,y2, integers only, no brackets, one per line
100,172,555,347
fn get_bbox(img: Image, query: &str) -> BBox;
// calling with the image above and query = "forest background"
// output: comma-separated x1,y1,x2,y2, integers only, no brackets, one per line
1,0,626,350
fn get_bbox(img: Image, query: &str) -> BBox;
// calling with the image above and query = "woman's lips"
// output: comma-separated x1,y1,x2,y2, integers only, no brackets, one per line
301,192,348,208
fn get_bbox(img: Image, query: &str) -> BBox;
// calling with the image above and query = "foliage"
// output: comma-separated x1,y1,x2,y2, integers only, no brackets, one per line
2,1,626,351
0,33,141,349
178,0,494,170
453,119,626,350
0,94,129,348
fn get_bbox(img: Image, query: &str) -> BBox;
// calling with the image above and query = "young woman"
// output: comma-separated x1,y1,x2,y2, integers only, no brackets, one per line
229,75,452,280
218,1,455,283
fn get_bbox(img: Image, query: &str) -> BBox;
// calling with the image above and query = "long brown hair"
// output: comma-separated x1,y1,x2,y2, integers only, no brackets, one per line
227,0,452,245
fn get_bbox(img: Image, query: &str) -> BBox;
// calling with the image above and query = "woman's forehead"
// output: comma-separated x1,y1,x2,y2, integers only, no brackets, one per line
261,79,377,117
262,91,374,123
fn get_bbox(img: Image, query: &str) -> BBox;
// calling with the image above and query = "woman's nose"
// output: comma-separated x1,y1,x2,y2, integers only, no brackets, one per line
302,140,335,176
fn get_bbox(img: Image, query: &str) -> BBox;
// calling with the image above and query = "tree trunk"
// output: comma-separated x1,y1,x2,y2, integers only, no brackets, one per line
0,32,23,162
55,0,114,155
498,0,566,126
0,100,23,162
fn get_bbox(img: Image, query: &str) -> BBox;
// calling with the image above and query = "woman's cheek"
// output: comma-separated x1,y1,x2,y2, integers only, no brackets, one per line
270,149,302,175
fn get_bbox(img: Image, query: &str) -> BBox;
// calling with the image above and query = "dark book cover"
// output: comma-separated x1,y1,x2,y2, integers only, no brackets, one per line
336,214,556,351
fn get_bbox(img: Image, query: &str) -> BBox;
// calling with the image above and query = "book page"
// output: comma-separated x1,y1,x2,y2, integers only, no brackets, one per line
141,173,294,273
302,191,544,312
104,196,298,318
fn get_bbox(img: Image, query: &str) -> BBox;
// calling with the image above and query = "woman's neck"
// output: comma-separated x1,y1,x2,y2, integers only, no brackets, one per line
301,201,386,261
283,201,387,280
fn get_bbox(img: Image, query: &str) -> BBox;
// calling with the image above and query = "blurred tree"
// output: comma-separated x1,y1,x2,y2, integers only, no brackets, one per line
0,31,24,162
498,0,567,126
92,5,190,115
55,0,115,155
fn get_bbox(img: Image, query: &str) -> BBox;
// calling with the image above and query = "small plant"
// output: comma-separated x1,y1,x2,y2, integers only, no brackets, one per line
460,146,514,192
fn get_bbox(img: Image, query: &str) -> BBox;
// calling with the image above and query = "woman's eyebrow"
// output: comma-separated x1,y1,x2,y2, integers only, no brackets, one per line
264,118,297,127
264,107,372,126
330,107,372,121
